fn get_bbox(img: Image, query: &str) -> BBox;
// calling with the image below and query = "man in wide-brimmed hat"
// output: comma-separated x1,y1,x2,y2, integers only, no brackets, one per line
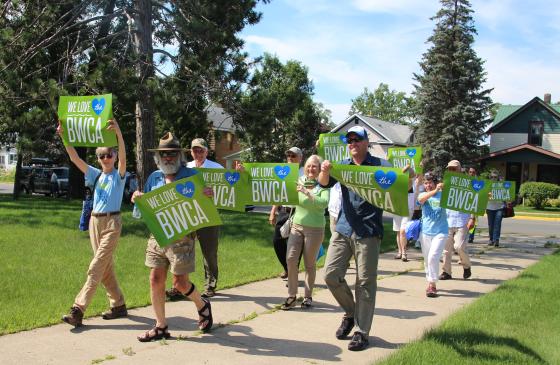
132,132,213,342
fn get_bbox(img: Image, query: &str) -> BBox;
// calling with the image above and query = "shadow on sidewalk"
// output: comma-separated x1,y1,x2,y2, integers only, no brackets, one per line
375,307,436,319
70,314,154,333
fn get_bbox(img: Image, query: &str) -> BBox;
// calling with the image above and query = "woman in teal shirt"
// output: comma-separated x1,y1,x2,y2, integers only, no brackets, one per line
281,155,330,310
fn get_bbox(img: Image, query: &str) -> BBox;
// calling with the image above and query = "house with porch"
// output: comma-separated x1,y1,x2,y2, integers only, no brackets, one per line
479,93,560,188
331,114,414,158
0,144,17,170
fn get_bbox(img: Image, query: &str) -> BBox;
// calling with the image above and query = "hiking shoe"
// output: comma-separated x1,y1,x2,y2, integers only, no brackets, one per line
463,267,472,280
335,316,355,339
439,272,452,280
201,288,216,298
348,331,369,351
102,304,128,320
62,306,83,327
426,284,438,298
166,287,185,301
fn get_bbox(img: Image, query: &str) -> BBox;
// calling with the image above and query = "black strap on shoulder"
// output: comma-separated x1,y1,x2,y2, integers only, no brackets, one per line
92,173,102,193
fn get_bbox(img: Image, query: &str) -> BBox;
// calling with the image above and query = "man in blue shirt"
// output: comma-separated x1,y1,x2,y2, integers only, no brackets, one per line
318,126,391,351
132,132,214,342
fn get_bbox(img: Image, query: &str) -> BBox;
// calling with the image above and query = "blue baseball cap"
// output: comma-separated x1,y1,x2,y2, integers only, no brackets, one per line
345,126,368,140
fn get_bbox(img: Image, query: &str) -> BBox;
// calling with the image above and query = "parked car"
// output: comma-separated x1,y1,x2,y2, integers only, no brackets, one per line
19,166,69,196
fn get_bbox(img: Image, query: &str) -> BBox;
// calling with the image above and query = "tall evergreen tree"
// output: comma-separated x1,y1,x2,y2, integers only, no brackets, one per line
413,0,492,171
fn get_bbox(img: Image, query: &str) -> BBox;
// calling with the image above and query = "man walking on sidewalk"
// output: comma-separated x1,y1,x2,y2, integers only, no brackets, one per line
318,126,391,351
440,160,474,280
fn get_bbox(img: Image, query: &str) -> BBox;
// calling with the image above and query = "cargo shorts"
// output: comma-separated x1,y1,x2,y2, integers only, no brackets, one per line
145,234,196,275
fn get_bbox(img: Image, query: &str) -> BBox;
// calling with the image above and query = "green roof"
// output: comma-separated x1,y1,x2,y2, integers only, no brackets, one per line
491,102,560,128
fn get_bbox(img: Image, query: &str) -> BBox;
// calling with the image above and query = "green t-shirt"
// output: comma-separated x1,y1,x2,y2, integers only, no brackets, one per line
292,179,330,228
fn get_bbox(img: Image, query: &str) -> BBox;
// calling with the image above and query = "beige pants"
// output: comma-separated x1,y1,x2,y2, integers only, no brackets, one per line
442,226,471,274
74,215,125,311
286,223,325,298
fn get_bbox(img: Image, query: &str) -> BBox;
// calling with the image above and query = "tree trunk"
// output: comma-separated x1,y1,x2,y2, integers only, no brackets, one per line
133,0,156,190
12,152,23,200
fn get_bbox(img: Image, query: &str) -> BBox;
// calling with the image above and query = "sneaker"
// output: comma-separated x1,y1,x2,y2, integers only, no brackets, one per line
335,316,355,339
494,240,499,247
301,297,312,309
165,287,185,301
467,238,474,243
280,271,288,280
426,284,438,298
401,253,408,262
463,267,472,280
348,331,369,351
201,288,216,298
62,306,83,327
439,272,452,280
101,304,128,320
488,240,494,246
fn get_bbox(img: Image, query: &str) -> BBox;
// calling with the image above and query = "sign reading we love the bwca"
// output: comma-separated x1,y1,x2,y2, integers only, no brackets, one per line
58,94,117,147
490,180,516,202
330,164,409,216
318,133,350,162
387,146,423,174
195,168,250,212
441,172,491,215
244,163,299,205
135,175,222,247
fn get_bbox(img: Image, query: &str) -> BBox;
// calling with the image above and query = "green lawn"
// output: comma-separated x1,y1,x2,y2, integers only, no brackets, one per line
0,195,396,335
0,169,15,182
377,250,560,365
515,205,560,218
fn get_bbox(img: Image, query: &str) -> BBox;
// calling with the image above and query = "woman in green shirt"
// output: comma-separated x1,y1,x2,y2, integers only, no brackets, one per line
281,155,330,310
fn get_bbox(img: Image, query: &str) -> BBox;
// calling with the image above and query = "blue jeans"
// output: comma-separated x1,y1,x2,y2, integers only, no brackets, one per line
486,209,503,243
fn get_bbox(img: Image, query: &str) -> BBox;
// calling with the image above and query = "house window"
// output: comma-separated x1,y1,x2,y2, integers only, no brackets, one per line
528,121,543,146
0,156,5,166
8,153,16,165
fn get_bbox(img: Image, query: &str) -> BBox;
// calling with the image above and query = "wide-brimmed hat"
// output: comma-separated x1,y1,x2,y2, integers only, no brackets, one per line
148,132,185,152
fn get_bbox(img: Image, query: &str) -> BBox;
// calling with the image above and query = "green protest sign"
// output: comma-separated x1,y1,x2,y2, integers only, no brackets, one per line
58,94,117,147
441,172,492,215
195,168,250,212
330,164,409,216
317,133,350,162
490,180,516,202
387,146,423,174
135,174,222,247
244,163,299,205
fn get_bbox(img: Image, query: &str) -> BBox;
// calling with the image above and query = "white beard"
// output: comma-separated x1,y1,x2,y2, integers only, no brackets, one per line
154,154,182,175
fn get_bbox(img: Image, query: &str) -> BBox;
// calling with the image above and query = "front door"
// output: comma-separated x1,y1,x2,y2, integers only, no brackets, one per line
506,162,522,193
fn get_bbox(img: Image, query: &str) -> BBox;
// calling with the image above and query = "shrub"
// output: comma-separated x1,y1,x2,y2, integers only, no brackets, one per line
519,182,560,209
548,199,560,208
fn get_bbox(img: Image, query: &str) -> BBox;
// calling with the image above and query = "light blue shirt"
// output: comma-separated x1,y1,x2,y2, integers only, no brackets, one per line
446,209,470,228
420,191,448,235
85,166,125,213
144,165,198,193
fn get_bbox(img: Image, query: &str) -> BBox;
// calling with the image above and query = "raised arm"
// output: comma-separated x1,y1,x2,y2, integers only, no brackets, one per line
417,183,444,204
107,119,126,178
318,160,332,186
57,121,88,174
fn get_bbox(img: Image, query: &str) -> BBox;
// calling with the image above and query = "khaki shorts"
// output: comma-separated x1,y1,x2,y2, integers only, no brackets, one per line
145,234,196,275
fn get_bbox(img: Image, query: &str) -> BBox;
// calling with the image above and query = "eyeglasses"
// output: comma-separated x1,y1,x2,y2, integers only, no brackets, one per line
97,153,114,160
286,153,297,158
346,137,363,144
160,151,179,158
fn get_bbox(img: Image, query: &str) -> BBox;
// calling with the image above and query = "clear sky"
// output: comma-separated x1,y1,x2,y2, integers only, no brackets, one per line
240,0,560,123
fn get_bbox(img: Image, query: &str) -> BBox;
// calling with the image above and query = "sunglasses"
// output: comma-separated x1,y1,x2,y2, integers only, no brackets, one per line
160,151,179,158
346,137,363,144
97,153,114,160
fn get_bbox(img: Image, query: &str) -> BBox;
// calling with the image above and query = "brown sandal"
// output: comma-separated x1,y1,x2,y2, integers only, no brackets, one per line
198,298,213,333
137,325,171,342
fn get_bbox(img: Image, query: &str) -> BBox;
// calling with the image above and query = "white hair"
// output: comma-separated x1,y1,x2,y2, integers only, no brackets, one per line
153,151,186,175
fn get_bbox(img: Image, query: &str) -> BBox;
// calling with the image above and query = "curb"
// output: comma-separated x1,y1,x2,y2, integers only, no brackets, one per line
512,215,560,222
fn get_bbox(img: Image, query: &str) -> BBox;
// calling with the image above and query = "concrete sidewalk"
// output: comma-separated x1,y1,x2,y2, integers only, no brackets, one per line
0,234,556,365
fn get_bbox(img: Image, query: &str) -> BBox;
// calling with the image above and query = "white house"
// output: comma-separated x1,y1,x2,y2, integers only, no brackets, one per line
0,145,17,170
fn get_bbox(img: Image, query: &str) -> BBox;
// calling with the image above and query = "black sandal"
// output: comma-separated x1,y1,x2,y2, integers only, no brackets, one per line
198,298,213,333
280,296,297,310
137,325,171,342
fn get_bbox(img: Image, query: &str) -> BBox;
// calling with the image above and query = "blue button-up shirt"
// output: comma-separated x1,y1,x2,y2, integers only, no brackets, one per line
322,153,391,239
144,165,198,193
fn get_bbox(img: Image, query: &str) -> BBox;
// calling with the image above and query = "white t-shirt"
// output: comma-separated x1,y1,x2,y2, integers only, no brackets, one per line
187,159,224,169
328,182,342,218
